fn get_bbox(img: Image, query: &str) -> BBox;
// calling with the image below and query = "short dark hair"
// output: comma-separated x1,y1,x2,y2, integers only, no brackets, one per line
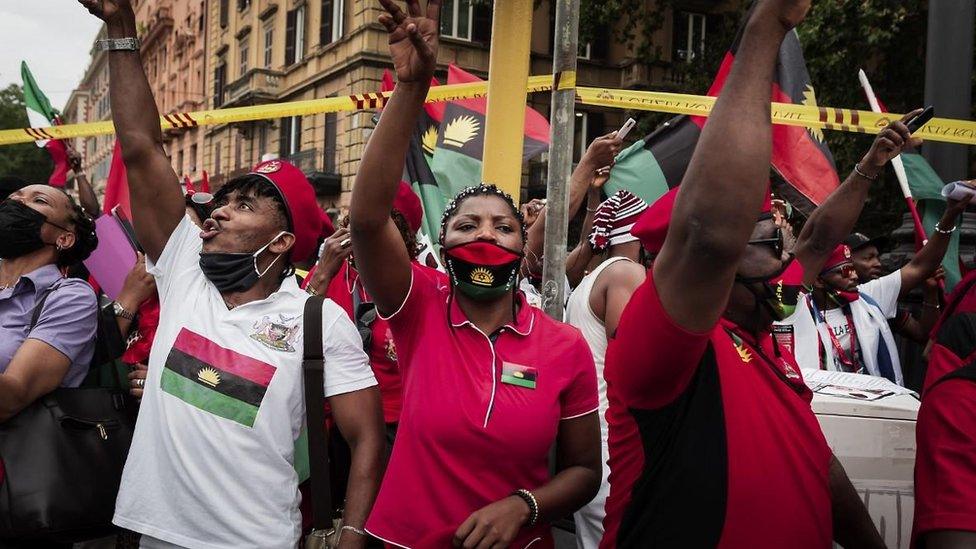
55,190,98,267
214,174,290,232
439,183,527,246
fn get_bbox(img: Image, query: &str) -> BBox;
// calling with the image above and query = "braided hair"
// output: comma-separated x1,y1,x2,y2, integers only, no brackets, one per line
438,183,528,247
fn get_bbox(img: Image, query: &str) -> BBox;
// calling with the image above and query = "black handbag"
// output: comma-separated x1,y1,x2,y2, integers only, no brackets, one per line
0,284,136,543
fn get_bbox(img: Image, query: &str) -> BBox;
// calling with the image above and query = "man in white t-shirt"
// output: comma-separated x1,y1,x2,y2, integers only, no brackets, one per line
79,2,385,548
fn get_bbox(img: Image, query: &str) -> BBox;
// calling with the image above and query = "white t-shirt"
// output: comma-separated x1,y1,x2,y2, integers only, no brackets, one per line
113,216,377,549
822,307,865,374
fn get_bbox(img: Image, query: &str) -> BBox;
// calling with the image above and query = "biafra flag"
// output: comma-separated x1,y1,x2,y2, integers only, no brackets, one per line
608,5,838,216
430,64,550,199
161,328,276,427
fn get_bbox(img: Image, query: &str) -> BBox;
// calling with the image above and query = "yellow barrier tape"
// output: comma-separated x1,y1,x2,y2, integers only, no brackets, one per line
2,71,974,147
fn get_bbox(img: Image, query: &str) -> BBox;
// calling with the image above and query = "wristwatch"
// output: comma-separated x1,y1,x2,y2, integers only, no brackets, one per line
112,301,136,321
96,37,141,52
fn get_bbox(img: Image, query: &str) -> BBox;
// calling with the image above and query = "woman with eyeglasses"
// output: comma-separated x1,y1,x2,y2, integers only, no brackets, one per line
348,0,601,546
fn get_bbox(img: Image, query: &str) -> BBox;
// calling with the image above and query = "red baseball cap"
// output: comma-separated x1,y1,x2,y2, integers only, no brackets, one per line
821,244,853,274
249,159,323,262
393,181,423,234
632,187,774,254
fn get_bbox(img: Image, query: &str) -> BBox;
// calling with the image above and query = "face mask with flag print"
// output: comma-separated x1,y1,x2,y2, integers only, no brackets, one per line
444,240,523,301
735,258,798,322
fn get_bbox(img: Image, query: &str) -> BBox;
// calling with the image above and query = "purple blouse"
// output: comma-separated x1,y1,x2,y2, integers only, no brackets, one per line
0,264,98,387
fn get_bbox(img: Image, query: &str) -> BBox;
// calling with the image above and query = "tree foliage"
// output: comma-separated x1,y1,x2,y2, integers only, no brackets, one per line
0,84,54,184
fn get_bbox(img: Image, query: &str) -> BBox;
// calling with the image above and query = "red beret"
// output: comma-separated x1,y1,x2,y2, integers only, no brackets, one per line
821,244,853,274
250,159,323,262
393,181,423,234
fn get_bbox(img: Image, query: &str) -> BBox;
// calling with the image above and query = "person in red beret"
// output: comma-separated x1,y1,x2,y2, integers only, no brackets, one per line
597,1,907,546
80,1,385,547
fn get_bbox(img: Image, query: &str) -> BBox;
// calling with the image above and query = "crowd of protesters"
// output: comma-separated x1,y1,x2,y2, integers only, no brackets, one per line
2,0,976,547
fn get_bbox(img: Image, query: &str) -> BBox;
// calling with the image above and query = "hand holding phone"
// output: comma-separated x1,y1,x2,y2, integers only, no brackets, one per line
905,106,934,134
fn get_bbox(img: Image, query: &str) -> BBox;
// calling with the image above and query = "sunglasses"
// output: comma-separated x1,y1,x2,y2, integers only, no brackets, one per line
827,263,857,279
746,227,784,258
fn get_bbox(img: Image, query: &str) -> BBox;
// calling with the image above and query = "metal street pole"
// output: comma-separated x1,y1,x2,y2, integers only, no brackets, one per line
540,0,580,319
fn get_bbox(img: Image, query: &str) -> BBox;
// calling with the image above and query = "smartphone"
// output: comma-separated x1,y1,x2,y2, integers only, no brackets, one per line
616,118,637,141
905,106,935,134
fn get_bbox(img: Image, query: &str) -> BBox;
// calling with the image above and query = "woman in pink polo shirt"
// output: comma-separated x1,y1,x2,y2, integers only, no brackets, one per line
348,1,602,547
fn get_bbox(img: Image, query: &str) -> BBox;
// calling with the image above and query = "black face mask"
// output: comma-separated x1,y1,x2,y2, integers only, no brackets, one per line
735,257,795,322
0,199,65,259
199,231,286,293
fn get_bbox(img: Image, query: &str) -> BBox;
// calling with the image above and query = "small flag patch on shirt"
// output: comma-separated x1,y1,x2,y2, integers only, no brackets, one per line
160,328,277,427
501,362,537,389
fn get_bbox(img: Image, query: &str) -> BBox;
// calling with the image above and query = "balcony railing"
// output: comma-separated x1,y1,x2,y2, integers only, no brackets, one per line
283,149,318,174
224,68,284,106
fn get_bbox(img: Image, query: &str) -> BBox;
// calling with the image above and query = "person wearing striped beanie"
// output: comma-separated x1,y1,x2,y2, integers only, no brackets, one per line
566,189,648,547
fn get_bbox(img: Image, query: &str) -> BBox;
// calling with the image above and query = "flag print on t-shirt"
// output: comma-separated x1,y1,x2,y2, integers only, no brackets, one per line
160,328,276,427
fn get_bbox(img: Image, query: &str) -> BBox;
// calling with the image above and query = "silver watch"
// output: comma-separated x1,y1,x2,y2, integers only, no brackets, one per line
112,301,136,321
96,37,141,52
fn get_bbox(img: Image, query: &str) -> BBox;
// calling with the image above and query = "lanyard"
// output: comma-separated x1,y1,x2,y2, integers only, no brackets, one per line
808,295,860,373
724,326,805,396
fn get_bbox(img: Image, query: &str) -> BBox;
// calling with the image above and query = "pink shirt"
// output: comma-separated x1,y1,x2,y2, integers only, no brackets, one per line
365,264,598,548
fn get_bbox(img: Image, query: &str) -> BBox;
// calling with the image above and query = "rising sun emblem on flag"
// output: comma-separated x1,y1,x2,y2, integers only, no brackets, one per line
197,366,221,387
443,115,480,148
422,125,438,155
470,267,494,286
734,342,753,363
801,84,825,144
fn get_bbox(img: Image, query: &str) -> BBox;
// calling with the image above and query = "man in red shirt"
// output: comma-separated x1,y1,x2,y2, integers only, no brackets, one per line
912,270,976,548
599,1,897,546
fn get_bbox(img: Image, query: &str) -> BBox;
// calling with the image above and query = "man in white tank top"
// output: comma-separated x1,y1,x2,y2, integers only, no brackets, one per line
566,189,648,548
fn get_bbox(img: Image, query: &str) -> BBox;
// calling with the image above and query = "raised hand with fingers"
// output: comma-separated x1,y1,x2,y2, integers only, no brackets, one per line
378,0,441,83
859,108,926,176
77,0,132,23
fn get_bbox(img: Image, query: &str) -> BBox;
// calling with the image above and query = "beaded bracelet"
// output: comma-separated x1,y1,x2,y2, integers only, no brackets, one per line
512,488,540,527
935,223,957,235
854,162,880,181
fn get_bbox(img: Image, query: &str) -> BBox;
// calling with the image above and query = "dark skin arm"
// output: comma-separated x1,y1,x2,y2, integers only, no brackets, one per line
565,175,611,288
0,340,71,422
524,135,620,280
453,413,602,548
592,260,647,338
898,196,972,296
348,0,439,316
67,147,101,217
78,0,185,263
328,387,386,549
114,252,157,336
923,531,976,548
829,456,885,548
793,112,922,286
305,228,353,296
655,1,810,332
895,273,943,344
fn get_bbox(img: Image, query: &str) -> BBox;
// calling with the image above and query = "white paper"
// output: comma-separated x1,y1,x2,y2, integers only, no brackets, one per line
802,369,918,398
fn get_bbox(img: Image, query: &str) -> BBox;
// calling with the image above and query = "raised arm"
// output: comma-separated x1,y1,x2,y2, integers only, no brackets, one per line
654,1,810,332
793,111,921,285
79,0,185,262
899,195,972,296
349,0,439,315
67,147,101,217
524,134,620,277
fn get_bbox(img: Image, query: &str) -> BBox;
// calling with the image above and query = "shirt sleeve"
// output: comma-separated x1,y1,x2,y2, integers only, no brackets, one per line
858,271,902,319
378,263,442,361
560,334,600,420
914,379,976,539
605,271,712,410
28,279,98,381
146,215,203,301
321,299,378,398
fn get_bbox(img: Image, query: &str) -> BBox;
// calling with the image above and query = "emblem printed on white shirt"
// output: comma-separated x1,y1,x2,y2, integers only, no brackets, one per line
250,314,301,352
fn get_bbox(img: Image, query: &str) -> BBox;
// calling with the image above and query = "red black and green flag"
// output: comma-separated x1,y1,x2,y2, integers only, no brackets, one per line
430,65,550,199
607,6,838,216
160,328,276,427
380,70,447,243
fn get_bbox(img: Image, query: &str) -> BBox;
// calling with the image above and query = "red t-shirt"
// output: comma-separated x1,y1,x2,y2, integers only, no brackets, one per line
365,264,599,548
913,310,976,546
600,272,833,548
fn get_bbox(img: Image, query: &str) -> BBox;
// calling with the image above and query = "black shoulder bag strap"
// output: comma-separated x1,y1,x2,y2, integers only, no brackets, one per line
303,295,333,531
30,284,58,329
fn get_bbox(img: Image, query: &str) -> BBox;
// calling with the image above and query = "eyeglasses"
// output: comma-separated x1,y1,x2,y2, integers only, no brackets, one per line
746,227,784,258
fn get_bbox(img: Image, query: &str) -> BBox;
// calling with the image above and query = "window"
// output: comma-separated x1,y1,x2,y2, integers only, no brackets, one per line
177,149,185,175
237,0,251,11
440,0,472,40
189,144,198,173
258,122,268,157
573,112,605,162
263,23,274,68
280,116,303,156
579,42,591,60
320,0,344,46
235,132,243,169
285,6,306,65
673,11,706,63
213,61,227,107
324,111,338,173
220,0,229,28
214,142,222,175
238,35,249,76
